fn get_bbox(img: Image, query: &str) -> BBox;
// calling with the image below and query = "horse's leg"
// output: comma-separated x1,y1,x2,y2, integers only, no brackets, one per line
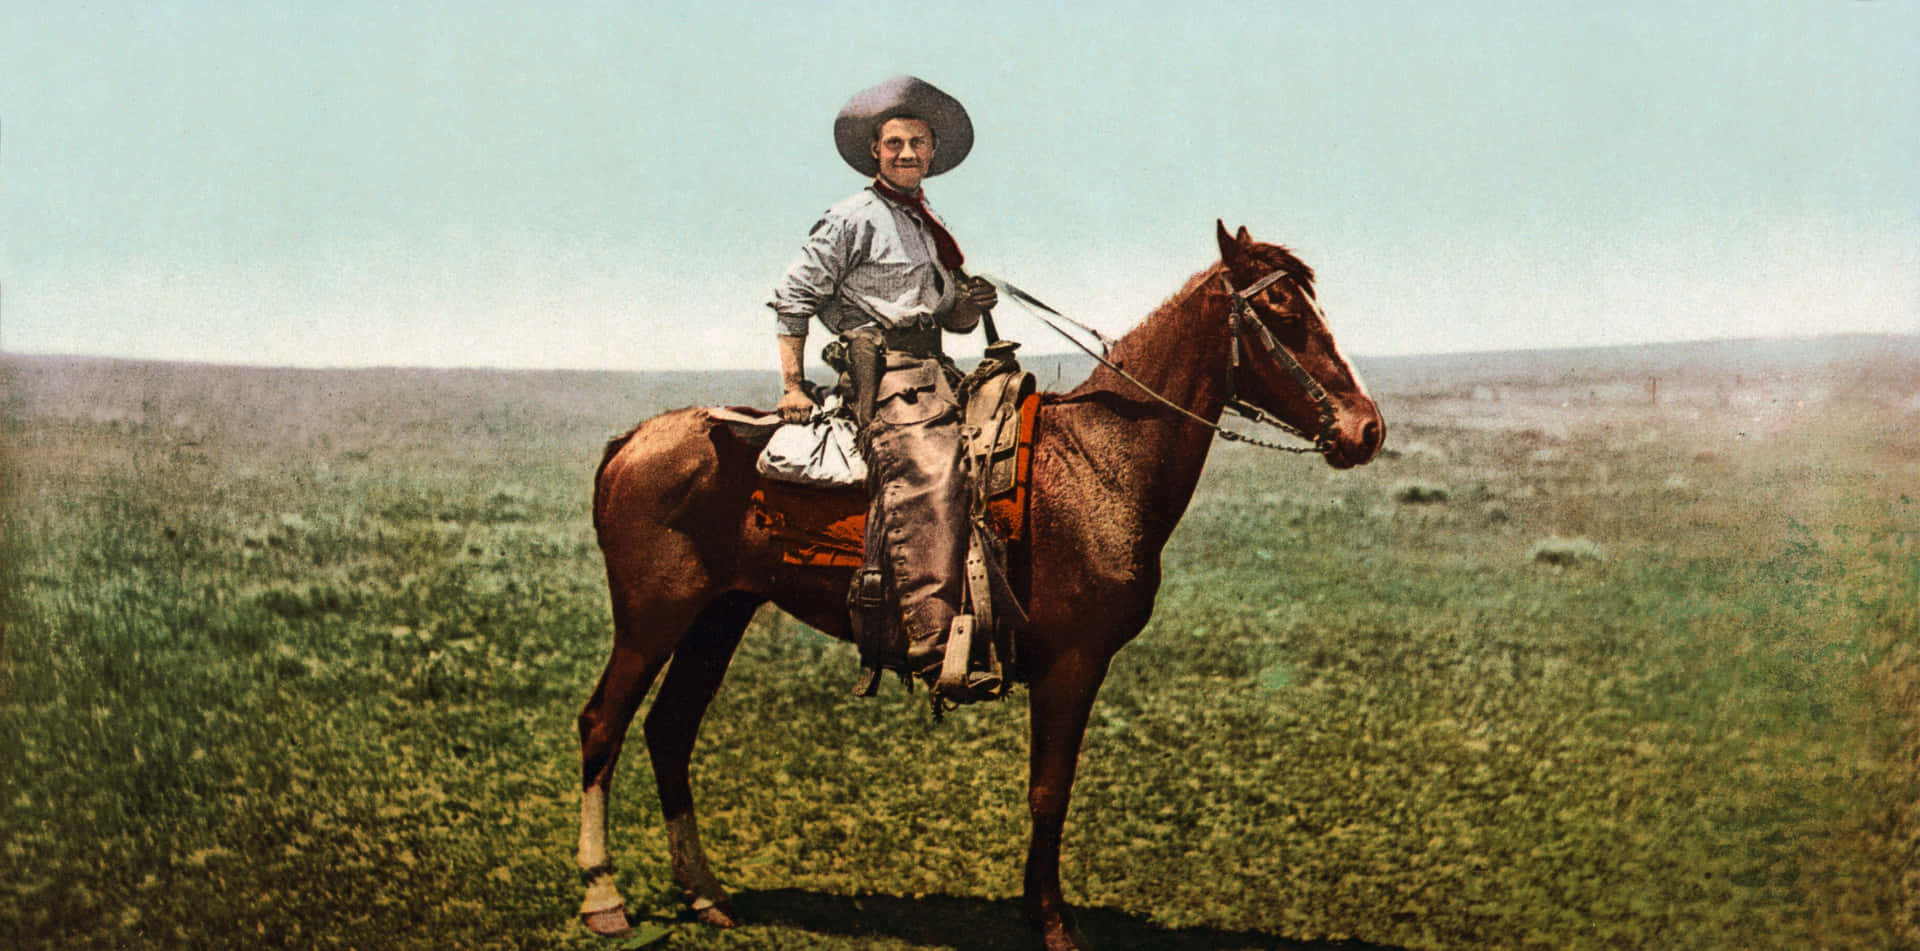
643,591,759,928
1023,646,1112,951
576,591,708,936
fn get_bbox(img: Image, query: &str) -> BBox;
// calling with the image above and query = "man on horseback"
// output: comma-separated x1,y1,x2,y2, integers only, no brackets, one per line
768,75,1000,704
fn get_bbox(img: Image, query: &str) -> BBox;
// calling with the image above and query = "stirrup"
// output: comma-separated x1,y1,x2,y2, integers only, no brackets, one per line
934,615,1002,703
935,615,974,696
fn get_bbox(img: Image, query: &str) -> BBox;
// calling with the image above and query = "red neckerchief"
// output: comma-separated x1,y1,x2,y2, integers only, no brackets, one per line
871,178,964,271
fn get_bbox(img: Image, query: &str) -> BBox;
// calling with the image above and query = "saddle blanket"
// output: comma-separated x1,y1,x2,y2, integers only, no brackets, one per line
711,389,1040,568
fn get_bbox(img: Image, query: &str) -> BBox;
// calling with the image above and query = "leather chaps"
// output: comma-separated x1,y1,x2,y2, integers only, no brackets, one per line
848,347,969,678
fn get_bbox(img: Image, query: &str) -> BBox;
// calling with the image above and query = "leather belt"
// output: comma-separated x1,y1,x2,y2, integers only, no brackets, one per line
880,323,942,357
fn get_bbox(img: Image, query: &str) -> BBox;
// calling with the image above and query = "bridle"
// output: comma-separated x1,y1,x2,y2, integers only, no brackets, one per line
984,267,1342,455
1219,269,1341,453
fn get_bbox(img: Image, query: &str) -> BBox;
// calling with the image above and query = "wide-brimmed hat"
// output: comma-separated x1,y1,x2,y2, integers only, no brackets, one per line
833,76,973,178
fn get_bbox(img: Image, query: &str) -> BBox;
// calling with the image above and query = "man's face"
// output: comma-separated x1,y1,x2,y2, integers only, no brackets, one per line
872,117,935,191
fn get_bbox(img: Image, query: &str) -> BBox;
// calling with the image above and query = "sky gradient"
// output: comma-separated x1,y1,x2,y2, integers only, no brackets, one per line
4,1,1916,371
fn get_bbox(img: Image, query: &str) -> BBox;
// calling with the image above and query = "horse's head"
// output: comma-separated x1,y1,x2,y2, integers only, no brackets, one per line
1215,221,1385,469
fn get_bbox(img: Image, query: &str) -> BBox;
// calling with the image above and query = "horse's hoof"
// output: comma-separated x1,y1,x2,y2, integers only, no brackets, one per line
1030,908,1090,951
581,905,632,937
690,894,738,929
1040,922,1090,951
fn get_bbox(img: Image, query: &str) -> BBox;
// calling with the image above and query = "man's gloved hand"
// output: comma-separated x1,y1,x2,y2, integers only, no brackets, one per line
777,385,816,424
945,276,997,332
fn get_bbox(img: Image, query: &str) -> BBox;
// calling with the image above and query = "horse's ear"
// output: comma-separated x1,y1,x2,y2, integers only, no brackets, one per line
1216,220,1244,262
1236,225,1251,242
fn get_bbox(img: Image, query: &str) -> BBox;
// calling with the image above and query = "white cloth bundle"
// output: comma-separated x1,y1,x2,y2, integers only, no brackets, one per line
754,396,867,487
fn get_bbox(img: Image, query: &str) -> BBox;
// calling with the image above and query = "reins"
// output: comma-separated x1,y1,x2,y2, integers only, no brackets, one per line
977,269,1338,455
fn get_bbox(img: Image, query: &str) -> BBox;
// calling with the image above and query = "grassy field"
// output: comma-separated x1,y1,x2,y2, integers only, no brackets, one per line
3,337,1915,950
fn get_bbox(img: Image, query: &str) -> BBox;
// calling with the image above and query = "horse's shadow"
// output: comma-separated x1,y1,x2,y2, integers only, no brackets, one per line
730,888,1408,951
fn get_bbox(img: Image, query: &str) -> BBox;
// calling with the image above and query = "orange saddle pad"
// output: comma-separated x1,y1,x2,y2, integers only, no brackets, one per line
747,391,1039,568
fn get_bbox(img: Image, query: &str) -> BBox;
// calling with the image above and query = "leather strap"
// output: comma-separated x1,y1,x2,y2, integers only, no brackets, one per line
841,328,885,430
979,270,1336,455
965,528,994,634
937,614,974,696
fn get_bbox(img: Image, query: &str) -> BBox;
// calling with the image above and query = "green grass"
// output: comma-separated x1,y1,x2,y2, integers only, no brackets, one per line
3,347,1915,949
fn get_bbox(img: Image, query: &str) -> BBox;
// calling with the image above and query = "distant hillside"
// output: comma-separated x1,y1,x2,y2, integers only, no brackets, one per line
0,357,776,469
1348,333,1920,398
916,333,1920,397
5,334,1914,449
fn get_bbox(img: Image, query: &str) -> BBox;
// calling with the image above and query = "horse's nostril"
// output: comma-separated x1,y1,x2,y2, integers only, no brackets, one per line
1360,419,1383,453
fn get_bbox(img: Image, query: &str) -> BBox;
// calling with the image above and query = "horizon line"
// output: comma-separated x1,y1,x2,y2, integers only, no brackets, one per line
3,330,1914,377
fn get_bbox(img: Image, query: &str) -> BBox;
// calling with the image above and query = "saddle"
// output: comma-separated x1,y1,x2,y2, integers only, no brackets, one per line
741,357,1039,692
745,361,1038,566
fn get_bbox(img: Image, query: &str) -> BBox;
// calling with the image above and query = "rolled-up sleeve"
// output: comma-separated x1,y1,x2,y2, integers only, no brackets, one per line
769,213,859,339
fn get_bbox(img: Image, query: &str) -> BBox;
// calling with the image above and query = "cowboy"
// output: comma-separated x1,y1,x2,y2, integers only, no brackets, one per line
768,76,999,703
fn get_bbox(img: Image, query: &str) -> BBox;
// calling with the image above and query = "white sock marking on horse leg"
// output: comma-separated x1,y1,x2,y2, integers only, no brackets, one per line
578,785,610,871
577,786,626,916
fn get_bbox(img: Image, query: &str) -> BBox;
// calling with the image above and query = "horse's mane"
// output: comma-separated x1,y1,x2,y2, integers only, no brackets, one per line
1062,241,1315,403
1258,243,1316,290
1138,241,1317,338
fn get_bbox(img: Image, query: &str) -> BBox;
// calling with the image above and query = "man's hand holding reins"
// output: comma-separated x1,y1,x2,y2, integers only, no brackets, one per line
944,276,997,332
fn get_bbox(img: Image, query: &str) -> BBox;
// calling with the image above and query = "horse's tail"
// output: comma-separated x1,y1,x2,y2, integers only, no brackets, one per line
593,424,644,533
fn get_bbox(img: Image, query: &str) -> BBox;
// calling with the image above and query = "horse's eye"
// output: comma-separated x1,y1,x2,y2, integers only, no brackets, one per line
1256,298,1310,348
1260,288,1294,314
1261,294,1298,323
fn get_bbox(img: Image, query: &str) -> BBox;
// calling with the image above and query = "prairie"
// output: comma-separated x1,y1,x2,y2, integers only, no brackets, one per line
2,335,1915,949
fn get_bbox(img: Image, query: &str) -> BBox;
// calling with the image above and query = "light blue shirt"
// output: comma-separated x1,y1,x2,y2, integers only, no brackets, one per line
770,184,960,339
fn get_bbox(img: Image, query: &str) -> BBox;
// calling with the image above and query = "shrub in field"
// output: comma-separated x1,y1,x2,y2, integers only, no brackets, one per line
1393,438,1449,462
253,581,354,619
1391,480,1450,505
1528,535,1603,566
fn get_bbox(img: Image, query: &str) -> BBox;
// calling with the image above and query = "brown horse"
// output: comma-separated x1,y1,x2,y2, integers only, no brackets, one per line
576,223,1385,951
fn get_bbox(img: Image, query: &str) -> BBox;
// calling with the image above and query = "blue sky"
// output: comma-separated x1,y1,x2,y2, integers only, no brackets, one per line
3,1,1915,370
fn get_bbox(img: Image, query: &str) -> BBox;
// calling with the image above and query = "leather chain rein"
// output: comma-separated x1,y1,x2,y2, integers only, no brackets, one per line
980,268,1340,455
